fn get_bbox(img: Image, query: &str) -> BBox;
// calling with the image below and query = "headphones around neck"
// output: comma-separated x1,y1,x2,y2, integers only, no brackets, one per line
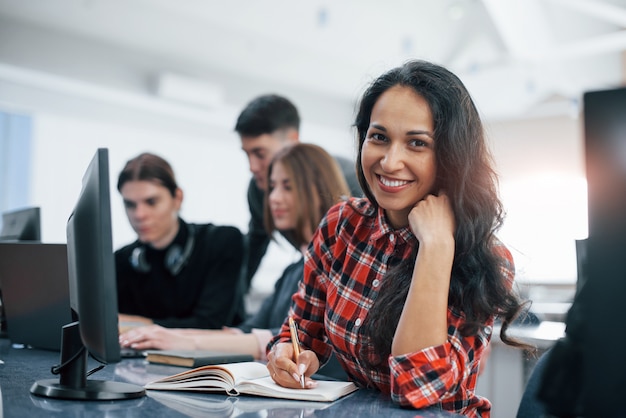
129,223,196,276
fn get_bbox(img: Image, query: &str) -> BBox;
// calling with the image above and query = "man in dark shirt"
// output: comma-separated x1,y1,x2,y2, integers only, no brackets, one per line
235,94,361,289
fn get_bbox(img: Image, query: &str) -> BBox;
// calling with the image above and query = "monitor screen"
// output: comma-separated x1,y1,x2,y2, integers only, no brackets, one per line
0,207,41,241
539,87,626,417
584,87,626,238
30,148,144,400
65,148,119,363
579,87,626,415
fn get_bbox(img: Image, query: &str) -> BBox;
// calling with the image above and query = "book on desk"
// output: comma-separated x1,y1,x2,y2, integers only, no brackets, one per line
145,349,254,367
144,361,358,402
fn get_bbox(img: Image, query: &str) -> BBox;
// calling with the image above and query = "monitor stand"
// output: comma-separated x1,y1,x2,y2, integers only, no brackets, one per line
30,321,145,400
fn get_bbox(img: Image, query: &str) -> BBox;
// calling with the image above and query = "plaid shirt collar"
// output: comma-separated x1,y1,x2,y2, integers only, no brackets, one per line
354,199,415,245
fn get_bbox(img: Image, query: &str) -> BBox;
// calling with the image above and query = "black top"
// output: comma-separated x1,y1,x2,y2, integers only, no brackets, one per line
237,258,303,335
115,218,245,329
243,154,362,287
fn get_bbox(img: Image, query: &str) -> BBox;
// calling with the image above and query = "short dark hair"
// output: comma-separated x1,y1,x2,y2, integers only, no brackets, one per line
117,152,178,197
234,94,300,137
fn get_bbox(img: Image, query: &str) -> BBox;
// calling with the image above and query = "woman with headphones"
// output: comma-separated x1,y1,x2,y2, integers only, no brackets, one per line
115,152,245,330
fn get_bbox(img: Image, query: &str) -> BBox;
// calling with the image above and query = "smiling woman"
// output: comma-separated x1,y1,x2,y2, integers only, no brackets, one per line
266,60,534,418
360,85,437,229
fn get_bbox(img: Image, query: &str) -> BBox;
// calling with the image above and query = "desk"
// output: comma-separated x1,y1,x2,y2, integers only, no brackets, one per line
0,339,461,417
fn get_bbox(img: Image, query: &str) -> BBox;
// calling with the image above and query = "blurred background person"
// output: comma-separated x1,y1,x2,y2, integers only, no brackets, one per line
120,144,349,379
115,152,246,330
234,94,362,289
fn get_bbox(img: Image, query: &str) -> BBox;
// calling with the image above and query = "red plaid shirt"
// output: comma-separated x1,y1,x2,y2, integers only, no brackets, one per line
269,198,515,417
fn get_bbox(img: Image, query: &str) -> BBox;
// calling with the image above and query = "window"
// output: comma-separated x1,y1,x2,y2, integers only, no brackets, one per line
0,111,33,217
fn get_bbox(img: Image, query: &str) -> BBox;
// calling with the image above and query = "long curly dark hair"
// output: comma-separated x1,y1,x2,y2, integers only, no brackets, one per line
354,60,532,363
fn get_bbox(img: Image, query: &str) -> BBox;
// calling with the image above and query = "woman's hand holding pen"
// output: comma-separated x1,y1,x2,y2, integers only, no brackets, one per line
267,342,319,389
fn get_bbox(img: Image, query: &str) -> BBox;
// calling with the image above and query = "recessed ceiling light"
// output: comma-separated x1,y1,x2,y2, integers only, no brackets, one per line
318,7,329,27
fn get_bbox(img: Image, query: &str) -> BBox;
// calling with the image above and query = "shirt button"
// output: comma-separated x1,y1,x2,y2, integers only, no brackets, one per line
355,318,362,327
372,279,380,287
484,326,492,335
389,234,395,242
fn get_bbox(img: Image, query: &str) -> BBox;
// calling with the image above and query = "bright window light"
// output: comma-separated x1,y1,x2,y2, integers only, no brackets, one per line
498,174,588,284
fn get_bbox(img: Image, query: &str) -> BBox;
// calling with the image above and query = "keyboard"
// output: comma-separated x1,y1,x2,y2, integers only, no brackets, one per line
120,346,146,358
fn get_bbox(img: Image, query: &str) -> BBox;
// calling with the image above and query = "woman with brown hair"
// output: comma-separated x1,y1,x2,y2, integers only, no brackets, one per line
266,60,532,417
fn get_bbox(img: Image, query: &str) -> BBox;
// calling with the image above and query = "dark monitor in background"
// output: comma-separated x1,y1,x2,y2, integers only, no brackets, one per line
0,207,41,241
547,87,626,417
30,148,145,400
0,242,72,351
0,206,42,336
580,87,626,416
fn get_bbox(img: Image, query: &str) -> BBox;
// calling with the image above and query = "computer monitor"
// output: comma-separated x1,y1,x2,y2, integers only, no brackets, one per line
535,87,626,416
0,206,41,241
579,86,626,416
30,148,145,400
0,206,42,335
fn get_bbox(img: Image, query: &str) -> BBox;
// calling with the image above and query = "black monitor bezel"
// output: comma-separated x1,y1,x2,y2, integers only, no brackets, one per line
30,148,144,400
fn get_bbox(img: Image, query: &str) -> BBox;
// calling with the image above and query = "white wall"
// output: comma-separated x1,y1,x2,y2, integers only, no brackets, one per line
0,17,358,292
29,114,247,247
12,97,589,289
25,110,307,293
0,16,589,288
18,93,349,290
489,115,588,284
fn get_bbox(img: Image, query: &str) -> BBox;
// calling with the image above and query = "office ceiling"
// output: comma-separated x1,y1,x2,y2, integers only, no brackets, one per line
1,0,626,120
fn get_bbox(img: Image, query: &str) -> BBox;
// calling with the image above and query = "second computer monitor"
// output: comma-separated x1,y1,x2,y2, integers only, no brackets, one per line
0,207,41,241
